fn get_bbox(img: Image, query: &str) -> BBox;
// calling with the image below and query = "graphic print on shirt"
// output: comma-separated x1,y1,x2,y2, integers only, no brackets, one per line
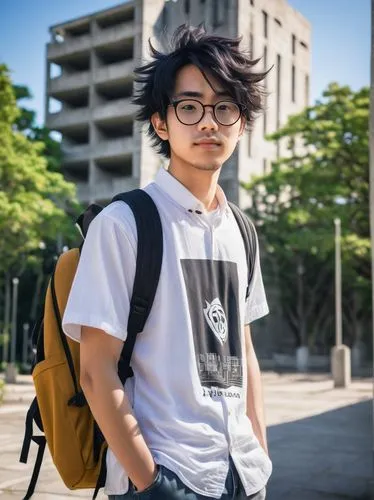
203,297,228,345
181,259,242,391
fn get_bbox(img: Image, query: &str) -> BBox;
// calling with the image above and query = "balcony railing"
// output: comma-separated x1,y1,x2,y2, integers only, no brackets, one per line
93,98,135,122
49,71,90,94
94,22,136,47
47,107,90,129
93,137,133,159
62,144,90,163
94,60,135,85
47,34,91,60
93,177,138,200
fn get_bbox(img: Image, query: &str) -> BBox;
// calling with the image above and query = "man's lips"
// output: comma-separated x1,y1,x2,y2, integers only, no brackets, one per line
196,143,221,149
194,139,222,147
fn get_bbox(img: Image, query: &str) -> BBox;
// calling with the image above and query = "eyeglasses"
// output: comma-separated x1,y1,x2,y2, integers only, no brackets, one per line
169,99,243,126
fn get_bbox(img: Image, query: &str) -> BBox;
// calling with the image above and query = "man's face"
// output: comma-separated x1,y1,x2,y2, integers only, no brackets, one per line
152,64,245,172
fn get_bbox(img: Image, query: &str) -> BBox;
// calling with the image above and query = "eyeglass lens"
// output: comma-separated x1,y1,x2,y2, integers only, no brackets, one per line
175,100,240,125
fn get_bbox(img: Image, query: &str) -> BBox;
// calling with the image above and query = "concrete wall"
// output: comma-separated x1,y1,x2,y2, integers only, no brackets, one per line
237,0,311,209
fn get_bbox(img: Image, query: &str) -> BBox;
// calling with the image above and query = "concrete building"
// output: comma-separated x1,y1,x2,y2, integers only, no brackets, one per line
45,0,311,206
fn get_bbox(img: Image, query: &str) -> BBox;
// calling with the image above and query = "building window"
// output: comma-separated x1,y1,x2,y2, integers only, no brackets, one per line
292,64,296,103
276,54,281,130
250,0,254,5
213,0,228,27
50,63,62,79
292,34,296,55
275,18,282,27
300,40,308,50
305,74,309,106
185,0,190,14
263,46,268,136
250,33,254,56
262,11,268,38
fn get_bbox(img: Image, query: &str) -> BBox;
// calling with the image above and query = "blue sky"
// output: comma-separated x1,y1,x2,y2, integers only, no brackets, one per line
0,0,370,125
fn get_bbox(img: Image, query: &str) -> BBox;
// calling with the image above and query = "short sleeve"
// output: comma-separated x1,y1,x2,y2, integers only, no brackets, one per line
62,209,136,343
244,231,269,324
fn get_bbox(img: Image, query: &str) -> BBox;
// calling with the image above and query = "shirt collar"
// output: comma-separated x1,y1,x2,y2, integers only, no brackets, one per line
154,167,230,216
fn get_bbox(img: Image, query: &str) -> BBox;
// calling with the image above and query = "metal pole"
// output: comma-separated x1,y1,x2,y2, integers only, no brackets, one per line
334,218,342,347
22,323,29,365
10,277,19,363
2,274,10,365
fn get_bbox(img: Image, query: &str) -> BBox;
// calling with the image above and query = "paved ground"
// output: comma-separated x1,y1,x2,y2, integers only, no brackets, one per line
0,372,372,499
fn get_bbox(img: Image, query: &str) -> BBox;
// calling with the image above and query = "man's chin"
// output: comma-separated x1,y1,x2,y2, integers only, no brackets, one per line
191,160,223,172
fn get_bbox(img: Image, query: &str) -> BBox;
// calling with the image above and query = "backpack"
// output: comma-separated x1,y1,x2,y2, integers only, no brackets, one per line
19,189,256,499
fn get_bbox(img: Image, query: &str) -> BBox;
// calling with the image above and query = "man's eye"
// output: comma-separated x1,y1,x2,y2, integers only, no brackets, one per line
181,104,196,111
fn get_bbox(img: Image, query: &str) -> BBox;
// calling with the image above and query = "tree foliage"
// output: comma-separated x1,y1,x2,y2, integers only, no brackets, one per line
0,63,79,277
245,83,370,353
13,83,62,173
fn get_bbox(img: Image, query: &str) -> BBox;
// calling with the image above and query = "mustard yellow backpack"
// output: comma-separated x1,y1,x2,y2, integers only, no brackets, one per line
19,190,163,499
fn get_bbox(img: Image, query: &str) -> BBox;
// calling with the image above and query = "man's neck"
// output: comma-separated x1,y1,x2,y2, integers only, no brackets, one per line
167,162,220,212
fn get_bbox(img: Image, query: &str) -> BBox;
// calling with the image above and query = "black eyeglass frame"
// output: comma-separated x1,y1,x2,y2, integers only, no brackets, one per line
168,99,245,126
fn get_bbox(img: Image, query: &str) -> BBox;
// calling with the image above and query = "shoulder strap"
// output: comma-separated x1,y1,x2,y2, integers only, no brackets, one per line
228,202,257,300
111,189,163,383
19,397,46,500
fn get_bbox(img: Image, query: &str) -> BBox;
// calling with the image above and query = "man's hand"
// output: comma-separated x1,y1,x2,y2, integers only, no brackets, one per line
135,464,159,492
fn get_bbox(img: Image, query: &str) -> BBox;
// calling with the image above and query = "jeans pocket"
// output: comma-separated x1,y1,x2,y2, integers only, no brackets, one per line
133,466,163,498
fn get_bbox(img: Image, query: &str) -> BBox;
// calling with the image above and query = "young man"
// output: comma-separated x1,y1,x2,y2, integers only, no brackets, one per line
63,24,271,500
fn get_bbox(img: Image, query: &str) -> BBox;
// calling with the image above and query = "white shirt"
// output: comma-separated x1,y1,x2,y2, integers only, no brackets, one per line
63,168,272,498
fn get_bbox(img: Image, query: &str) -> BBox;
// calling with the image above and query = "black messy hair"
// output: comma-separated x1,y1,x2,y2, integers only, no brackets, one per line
132,24,270,159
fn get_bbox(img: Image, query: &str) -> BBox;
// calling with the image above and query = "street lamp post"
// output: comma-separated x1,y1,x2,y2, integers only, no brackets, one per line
10,277,19,363
5,277,19,383
334,218,343,347
331,219,351,388
2,274,11,366
22,322,30,367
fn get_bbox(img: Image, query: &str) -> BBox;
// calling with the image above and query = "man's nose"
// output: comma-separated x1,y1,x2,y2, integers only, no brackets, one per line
198,107,219,130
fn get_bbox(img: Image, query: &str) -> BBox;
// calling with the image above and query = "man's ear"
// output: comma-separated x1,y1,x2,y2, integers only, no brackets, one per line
238,116,246,139
151,112,169,141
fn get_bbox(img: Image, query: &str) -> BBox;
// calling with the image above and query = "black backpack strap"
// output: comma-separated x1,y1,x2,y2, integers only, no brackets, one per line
76,203,103,239
110,189,163,383
20,397,47,499
93,447,107,499
31,312,44,348
20,397,39,464
228,202,257,300
22,435,46,500
50,270,86,407
91,189,163,498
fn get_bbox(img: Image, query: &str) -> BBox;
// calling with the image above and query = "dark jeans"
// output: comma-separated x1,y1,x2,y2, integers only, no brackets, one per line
108,458,266,500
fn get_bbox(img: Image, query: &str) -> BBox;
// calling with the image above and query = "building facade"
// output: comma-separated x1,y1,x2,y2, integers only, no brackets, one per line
45,0,311,207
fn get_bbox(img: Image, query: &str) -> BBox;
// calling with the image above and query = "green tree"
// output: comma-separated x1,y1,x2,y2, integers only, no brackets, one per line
13,84,62,172
0,64,80,360
245,83,370,354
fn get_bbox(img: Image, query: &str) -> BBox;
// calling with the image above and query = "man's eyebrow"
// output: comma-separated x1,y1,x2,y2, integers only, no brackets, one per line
173,90,232,99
